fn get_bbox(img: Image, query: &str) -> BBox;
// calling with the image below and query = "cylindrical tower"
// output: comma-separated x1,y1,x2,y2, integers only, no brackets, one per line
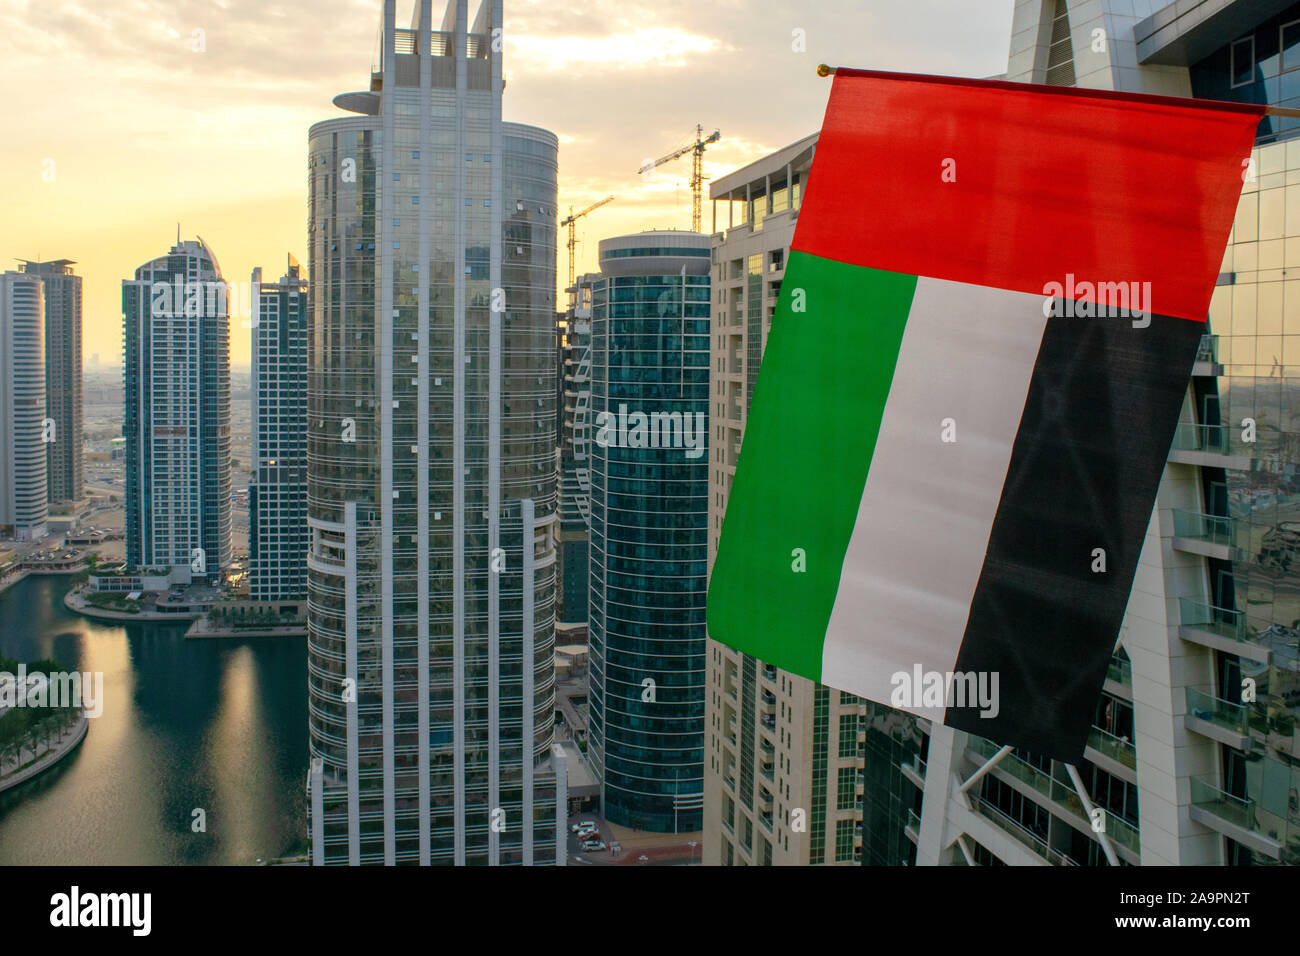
587,230,711,832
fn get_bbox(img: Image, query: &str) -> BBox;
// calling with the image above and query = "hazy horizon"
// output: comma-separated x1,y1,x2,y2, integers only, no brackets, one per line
1,0,1014,365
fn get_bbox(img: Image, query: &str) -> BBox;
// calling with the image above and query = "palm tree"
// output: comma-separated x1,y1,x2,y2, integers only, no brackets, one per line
0,740,17,777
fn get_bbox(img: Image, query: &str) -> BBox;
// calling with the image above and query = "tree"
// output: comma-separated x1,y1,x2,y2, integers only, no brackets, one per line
0,740,17,777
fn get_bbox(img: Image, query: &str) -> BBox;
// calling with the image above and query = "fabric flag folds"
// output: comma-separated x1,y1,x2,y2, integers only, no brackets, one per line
705,69,1263,760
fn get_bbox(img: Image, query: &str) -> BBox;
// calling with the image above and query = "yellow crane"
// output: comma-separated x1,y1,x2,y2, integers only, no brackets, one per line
560,195,616,288
636,124,721,233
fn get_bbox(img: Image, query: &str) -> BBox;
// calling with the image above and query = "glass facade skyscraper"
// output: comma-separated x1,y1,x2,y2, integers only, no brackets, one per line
18,259,82,507
587,231,710,832
250,258,309,602
121,238,231,579
305,0,564,865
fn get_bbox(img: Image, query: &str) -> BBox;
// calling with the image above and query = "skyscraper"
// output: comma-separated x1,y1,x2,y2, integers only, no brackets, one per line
586,231,710,832
0,271,48,542
19,259,82,507
556,281,594,629
703,136,863,868
121,237,231,580
305,0,565,865
845,0,1300,867
702,138,873,866
250,258,309,603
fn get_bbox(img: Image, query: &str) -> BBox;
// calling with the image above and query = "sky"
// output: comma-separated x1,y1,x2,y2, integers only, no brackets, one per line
0,0,1015,366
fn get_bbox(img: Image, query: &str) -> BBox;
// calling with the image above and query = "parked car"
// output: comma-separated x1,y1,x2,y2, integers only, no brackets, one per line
571,820,597,834
581,840,607,852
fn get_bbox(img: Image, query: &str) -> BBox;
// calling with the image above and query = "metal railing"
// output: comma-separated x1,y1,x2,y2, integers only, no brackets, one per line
1190,776,1258,832
1196,334,1219,364
1087,725,1137,770
1106,655,1132,687
1171,509,1236,548
1170,422,1229,454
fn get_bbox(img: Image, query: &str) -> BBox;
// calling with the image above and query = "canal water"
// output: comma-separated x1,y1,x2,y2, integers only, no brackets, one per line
0,575,308,864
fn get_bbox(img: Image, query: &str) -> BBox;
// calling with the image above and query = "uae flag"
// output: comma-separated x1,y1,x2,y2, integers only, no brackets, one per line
706,70,1263,760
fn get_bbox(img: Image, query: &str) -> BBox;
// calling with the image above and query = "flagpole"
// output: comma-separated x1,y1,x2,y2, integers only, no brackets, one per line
815,63,1300,118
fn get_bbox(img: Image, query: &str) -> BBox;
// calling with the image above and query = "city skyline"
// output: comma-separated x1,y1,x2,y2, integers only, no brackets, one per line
0,0,1015,366
3,0,1295,889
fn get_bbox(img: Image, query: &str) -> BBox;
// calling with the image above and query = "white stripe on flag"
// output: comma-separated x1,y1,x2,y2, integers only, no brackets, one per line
821,277,1049,719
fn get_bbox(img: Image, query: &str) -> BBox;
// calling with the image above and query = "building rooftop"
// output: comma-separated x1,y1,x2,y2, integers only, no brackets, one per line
710,132,817,199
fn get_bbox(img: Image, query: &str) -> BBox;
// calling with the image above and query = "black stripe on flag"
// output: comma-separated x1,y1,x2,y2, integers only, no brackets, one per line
946,309,1204,760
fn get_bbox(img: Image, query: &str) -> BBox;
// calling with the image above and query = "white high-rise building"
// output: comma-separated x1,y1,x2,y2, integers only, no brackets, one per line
0,271,48,542
305,0,565,866
873,0,1300,867
121,238,232,580
19,259,82,508
703,137,876,865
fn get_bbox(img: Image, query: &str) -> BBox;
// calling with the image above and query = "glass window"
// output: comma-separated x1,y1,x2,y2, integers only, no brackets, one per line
834,819,855,862
1284,20,1300,72
1234,36,1256,88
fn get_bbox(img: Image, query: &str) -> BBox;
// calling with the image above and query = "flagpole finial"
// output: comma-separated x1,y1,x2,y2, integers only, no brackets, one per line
817,63,834,77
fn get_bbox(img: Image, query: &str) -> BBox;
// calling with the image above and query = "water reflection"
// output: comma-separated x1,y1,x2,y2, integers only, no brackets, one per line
0,575,307,865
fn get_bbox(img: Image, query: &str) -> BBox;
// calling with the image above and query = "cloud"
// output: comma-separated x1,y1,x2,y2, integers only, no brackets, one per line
508,28,723,72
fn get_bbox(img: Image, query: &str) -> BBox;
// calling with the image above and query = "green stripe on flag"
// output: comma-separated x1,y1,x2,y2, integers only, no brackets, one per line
707,251,916,681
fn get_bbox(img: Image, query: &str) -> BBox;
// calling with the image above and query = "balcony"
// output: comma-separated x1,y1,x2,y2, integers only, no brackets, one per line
1184,687,1254,750
760,713,776,729
1085,725,1137,783
760,690,776,711
904,808,921,844
760,761,774,782
1171,509,1242,561
965,738,1141,861
1168,421,1250,469
1104,654,1133,699
762,664,777,681
1177,598,1272,664
1189,776,1283,860
968,795,1067,866
1192,334,1221,375
901,754,927,789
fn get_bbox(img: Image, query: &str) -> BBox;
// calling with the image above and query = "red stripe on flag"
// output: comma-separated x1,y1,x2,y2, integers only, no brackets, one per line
794,70,1264,323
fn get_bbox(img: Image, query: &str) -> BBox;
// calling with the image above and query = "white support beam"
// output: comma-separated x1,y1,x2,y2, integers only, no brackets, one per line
955,834,976,867
1064,762,1120,866
959,744,1013,794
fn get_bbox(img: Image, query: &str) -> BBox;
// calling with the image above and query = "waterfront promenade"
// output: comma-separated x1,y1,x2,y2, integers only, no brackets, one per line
0,713,89,795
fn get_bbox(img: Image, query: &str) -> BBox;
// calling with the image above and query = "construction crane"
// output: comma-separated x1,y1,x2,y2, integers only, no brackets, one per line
636,125,721,233
561,195,616,288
